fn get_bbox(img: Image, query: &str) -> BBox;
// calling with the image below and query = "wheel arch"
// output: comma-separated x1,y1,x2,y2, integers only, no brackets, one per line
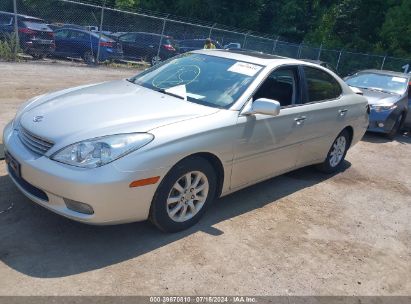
342,126,354,148
173,152,225,198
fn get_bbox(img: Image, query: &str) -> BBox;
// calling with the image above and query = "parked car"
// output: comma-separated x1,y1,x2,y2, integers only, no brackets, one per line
404,79,411,130
178,38,222,53
345,69,410,138
116,32,178,66
224,42,241,49
0,11,55,58
53,28,123,64
3,50,368,232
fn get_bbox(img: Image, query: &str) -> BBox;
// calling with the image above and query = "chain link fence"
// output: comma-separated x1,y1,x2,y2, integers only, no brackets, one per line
1,0,411,76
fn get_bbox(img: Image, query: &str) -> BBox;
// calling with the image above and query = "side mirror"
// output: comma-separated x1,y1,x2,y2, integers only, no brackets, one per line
242,98,281,116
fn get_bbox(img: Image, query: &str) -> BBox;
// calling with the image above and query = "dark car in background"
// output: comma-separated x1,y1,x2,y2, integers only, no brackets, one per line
0,11,55,58
116,32,178,65
345,70,410,139
53,28,123,64
178,39,222,53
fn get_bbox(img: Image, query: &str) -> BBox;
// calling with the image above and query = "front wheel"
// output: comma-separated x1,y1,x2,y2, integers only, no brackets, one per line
316,130,350,174
83,51,97,65
150,157,217,232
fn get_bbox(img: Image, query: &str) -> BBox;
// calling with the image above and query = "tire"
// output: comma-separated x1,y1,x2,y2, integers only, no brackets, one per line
386,113,404,140
32,54,44,60
150,55,161,66
83,51,97,65
150,157,217,233
316,129,350,174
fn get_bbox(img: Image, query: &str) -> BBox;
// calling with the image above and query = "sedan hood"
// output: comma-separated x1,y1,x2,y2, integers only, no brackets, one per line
19,80,219,143
360,89,401,105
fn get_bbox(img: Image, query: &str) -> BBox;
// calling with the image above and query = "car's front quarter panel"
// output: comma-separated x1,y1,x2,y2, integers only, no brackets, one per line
113,110,241,197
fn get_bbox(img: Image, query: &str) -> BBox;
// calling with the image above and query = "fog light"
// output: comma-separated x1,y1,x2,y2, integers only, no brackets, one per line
64,199,94,215
378,122,385,128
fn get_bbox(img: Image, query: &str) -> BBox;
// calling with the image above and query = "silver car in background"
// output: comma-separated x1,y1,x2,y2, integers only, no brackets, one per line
3,50,368,232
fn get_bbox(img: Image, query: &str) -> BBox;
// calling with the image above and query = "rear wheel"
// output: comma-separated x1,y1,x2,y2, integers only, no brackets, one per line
150,157,216,232
32,54,44,60
316,130,350,174
150,55,162,66
83,51,97,65
386,113,404,140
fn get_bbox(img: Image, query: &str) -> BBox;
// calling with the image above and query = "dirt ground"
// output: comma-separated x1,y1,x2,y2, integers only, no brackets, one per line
0,62,410,296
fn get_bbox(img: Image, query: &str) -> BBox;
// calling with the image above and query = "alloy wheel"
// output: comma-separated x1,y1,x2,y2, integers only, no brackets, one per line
329,136,347,167
166,171,209,222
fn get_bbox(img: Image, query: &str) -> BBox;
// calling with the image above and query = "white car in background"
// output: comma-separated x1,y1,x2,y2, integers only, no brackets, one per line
3,49,368,232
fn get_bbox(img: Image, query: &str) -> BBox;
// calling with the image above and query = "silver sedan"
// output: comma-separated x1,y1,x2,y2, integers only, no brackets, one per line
3,50,369,232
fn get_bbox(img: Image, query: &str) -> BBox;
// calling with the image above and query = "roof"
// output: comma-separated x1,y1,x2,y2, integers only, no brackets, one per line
356,69,411,78
122,32,172,38
223,49,285,60
0,10,43,21
193,49,301,66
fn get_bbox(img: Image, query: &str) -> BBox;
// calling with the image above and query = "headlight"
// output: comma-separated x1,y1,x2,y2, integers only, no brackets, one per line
51,133,154,168
371,103,397,112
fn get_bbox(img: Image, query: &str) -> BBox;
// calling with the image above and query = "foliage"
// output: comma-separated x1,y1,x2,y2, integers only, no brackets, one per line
0,34,19,61
1,0,410,58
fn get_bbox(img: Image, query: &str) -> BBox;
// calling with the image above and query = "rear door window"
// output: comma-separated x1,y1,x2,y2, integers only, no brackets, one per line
55,29,70,39
119,33,136,42
70,30,89,40
0,15,13,26
303,66,342,103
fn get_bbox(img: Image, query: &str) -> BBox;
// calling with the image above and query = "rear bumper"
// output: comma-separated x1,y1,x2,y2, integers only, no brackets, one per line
23,40,55,55
100,50,123,61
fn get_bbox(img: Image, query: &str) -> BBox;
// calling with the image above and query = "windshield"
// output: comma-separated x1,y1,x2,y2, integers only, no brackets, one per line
129,53,263,108
346,73,408,95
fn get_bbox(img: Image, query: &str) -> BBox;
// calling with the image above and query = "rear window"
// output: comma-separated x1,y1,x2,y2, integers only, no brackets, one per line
22,18,46,25
303,66,342,103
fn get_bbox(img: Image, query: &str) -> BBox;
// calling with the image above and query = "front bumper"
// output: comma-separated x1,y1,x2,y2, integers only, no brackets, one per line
367,108,397,133
2,122,166,225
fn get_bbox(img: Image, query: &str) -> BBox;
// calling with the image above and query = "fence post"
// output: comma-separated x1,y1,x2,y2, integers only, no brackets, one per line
13,0,19,58
96,0,106,64
243,32,249,49
381,55,387,70
208,23,216,39
156,16,168,66
317,43,323,60
297,43,302,58
272,36,279,54
336,50,343,73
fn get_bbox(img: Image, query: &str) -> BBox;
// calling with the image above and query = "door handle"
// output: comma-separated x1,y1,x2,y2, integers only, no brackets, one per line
339,109,348,116
294,116,306,125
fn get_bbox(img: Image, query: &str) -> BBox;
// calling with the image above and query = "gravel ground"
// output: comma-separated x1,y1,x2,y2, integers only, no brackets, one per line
0,62,410,296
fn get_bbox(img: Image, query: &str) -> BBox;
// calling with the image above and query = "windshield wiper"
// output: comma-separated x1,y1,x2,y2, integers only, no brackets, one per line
356,86,395,95
154,88,184,100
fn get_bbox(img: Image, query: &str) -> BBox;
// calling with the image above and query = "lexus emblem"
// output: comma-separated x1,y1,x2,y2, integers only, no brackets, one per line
33,115,44,123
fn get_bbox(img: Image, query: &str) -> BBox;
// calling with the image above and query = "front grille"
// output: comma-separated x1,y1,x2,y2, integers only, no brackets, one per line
18,127,54,155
